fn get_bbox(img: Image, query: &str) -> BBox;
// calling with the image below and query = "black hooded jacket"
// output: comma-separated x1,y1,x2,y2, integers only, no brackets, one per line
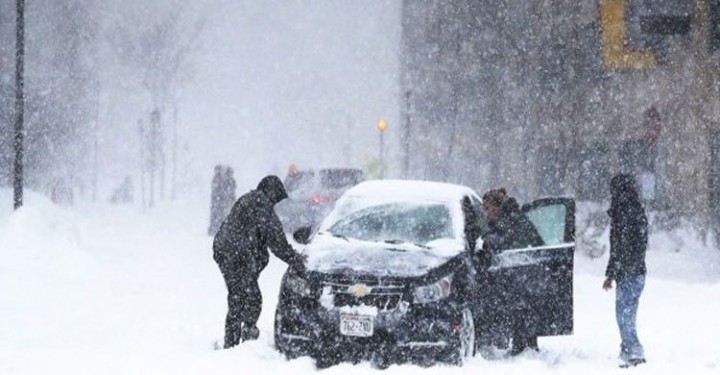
483,197,544,254
605,174,648,280
213,175,303,277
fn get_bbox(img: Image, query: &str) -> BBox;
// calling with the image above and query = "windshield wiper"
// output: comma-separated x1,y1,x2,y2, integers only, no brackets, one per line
321,232,350,242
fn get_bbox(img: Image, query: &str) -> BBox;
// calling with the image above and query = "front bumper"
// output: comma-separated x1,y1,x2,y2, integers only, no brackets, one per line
274,279,465,363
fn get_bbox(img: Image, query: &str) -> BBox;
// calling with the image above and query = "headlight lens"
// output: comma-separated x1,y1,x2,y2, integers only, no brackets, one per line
285,273,312,297
413,275,453,304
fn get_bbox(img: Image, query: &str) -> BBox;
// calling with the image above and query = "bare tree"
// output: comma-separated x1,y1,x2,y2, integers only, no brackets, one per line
105,0,206,206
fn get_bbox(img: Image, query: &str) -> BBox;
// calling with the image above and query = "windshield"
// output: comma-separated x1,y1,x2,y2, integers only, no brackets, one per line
325,202,455,246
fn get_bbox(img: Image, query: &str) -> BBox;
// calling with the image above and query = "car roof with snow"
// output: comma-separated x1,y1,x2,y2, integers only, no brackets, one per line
339,179,478,203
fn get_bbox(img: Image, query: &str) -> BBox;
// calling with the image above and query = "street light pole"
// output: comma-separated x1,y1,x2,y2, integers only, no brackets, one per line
377,118,387,178
379,131,384,161
13,0,25,210
402,90,411,178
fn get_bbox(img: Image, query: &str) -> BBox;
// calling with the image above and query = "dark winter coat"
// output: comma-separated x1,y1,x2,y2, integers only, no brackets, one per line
213,175,304,278
605,174,648,280
483,197,544,254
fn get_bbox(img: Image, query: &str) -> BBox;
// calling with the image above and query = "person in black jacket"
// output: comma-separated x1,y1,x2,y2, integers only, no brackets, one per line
602,174,648,367
213,175,307,348
481,188,544,356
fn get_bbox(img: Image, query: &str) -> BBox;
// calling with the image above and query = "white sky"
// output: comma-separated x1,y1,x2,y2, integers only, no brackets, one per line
97,0,401,196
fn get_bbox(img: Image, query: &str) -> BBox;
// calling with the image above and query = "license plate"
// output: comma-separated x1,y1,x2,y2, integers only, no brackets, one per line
339,314,374,337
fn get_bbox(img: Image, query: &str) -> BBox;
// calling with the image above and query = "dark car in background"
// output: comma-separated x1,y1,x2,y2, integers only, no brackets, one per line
275,167,365,233
273,180,575,368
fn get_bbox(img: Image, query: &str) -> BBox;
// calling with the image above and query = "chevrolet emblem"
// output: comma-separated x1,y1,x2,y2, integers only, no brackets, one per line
348,283,372,297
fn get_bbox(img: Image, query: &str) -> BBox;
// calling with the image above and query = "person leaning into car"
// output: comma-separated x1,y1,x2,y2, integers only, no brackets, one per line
481,188,544,356
212,175,307,349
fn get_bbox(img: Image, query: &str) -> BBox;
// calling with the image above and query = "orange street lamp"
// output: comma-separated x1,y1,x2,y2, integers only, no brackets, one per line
377,118,387,132
377,118,387,178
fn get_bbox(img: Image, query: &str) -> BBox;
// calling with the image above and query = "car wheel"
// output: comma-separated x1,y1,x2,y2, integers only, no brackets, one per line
274,309,302,359
447,307,475,365
273,309,287,354
370,352,392,370
475,328,510,359
460,308,476,359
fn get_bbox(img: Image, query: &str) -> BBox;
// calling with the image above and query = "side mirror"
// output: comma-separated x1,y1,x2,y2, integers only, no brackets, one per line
293,226,312,245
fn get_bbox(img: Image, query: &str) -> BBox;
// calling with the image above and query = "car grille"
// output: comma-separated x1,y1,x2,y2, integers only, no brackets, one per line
323,282,404,311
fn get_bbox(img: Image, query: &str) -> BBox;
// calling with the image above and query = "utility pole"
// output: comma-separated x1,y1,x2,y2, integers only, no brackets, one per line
91,81,100,202
13,0,25,210
171,105,177,201
402,90,411,178
377,118,387,178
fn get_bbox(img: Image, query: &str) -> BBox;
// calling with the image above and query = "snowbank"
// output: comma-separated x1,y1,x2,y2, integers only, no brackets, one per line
1,188,719,374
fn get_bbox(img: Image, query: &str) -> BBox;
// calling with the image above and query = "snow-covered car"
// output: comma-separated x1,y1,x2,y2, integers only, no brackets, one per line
273,180,575,367
275,167,365,233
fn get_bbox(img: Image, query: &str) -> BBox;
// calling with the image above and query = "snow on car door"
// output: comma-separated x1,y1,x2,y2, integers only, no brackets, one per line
488,197,575,337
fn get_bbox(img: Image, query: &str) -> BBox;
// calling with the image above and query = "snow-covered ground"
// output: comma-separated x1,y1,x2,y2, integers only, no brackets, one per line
1,188,719,374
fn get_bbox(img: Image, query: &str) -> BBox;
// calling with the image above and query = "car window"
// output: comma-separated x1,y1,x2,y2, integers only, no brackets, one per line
326,203,454,246
319,169,364,189
524,204,567,246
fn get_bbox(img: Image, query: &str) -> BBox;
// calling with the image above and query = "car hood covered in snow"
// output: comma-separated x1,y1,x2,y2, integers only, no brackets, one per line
304,233,464,278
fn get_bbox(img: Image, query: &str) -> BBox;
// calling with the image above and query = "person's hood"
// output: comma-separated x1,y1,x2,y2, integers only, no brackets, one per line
257,175,288,205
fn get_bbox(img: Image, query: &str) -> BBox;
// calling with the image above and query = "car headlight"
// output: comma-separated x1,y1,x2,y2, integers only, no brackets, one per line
285,273,312,297
413,274,453,304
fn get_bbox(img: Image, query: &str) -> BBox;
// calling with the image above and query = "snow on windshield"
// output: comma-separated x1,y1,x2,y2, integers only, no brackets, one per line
318,180,472,248
325,202,454,246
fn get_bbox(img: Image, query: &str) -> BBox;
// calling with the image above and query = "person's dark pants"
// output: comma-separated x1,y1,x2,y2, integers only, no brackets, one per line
222,269,262,348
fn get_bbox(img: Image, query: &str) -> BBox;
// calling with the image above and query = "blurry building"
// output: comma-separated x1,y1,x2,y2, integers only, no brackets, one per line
401,0,720,226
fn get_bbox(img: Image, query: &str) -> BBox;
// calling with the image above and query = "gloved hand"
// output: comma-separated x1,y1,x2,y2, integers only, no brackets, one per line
483,233,504,254
291,254,308,274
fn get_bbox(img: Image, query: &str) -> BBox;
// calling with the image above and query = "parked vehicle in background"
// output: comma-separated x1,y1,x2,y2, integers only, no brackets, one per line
273,180,575,368
275,167,365,233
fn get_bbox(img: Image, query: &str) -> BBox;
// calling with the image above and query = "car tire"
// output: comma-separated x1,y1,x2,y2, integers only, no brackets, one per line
274,309,304,360
475,310,512,359
447,307,475,365
273,309,287,354
370,352,392,370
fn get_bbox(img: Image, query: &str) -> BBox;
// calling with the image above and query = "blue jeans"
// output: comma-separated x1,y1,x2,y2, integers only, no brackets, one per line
616,275,645,360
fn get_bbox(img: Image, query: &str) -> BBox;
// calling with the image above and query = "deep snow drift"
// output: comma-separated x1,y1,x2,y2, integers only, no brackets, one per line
1,188,719,374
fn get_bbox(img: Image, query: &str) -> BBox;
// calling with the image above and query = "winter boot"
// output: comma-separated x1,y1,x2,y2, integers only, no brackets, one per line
240,324,260,342
620,358,646,368
223,329,241,349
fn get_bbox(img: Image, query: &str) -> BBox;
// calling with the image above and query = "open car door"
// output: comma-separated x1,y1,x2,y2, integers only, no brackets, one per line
483,197,575,337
